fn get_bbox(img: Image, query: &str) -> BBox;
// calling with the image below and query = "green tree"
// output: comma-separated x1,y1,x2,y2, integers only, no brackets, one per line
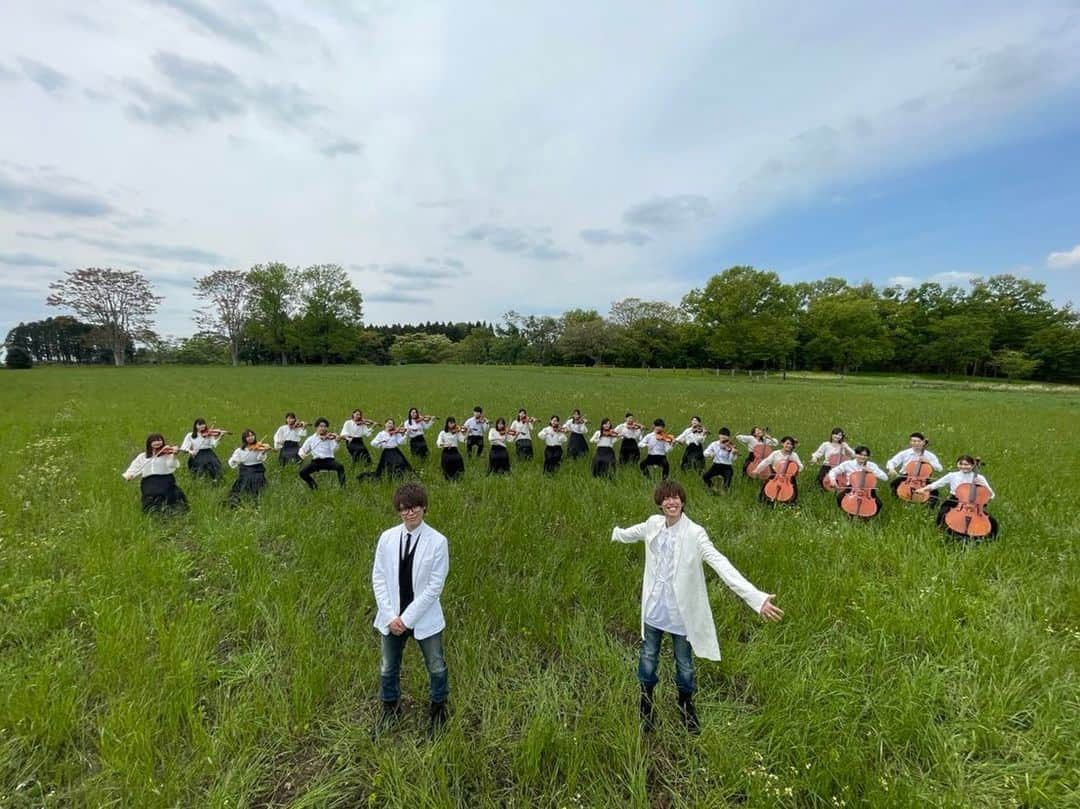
925,314,992,375
388,332,454,364
291,264,364,363
246,262,297,365
5,345,33,369
988,349,1040,380
194,269,251,366
802,295,893,374
557,309,612,365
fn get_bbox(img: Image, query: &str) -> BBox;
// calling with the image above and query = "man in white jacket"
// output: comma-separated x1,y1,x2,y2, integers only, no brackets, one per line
372,482,450,733
612,480,784,732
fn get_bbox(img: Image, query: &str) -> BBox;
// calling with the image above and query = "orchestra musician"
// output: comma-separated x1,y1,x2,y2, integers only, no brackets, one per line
886,432,944,502
462,406,487,458
180,418,224,482
122,433,189,514
298,418,346,489
639,419,674,480
362,419,414,480
590,418,619,479
509,409,536,461
736,427,777,478
273,413,307,466
563,409,590,461
436,417,467,481
916,455,999,540
616,413,644,466
702,427,738,491
827,446,888,518
340,409,374,465
404,407,435,460
487,418,514,475
227,429,271,506
674,416,708,472
809,428,855,488
752,437,804,504
537,415,569,475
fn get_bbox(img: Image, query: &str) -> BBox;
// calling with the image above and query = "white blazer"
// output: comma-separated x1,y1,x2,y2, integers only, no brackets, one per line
611,514,768,660
371,521,449,640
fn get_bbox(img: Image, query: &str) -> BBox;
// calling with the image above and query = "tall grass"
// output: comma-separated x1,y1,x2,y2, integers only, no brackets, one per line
0,365,1077,808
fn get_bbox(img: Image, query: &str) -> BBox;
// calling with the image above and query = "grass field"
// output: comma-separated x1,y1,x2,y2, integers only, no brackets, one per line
1,365,1077,808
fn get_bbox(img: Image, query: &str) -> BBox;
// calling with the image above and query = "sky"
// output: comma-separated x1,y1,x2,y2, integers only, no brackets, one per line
1,1,1079,340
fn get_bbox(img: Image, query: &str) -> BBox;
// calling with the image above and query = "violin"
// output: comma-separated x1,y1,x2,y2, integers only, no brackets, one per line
656,431,676,443
321,432,344,441
352,417,376,427
942,459,994,539
292,420,307,429
154,445,181,456
719,437,737,453
895,454,935,503
600,427,620,438
249,442,273,452
761,454,798,504
201,427,230,438
626,420,646,431
840,466,879,519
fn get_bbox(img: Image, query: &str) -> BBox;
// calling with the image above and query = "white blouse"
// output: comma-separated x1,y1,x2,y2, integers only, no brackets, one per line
180,433,219,454
299,434,339,459
509,419,534,440
273,424,307,448
886,448,943,474
736,434,778,452
924,471,995,499
228,448,269,468
810,441,854,465
372,431,407,450
753,450,804,475
340,420,372,439
615,424,643,441
563,419,589,435
436,430,465,449
828,459,888,483
538,426,568,446
404,419,433,439
675,427,707,446
704,441,738,464
122,453,180,479
590,430,616,448
639,433,675,456
488,428,511,447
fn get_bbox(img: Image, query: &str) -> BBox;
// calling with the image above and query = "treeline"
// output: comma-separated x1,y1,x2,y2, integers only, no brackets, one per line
8,264,1080,382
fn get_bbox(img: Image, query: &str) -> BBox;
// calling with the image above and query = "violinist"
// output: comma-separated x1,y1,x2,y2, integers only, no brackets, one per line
615,413,644,465
227,429,271,506
702,427,738,491
404,407,435,460
340,409,374,465
736,427,778,478
916,455,998,540
827,446,888,519
273,412,307,466
362,419,414,480
180,418,224,482
462,406,487,458
538,415,569,475
886,432,943,502
487,418,514,475
563,409,590,461
810,428,855,489
639,419,674,480
590,418,619,479
674,416,708,472
122,433,189,514
509,409,536,461
753,437,804,505
298,418,346,489
436,417,466,481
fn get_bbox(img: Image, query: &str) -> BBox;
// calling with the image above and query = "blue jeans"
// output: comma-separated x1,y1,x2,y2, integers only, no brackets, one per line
637,623,696,694
380,630,449,703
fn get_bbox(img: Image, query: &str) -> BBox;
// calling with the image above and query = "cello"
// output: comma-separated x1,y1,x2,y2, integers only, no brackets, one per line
761,454,798,505
840,466,879,519
821,446,848,491
895,454,935,503
746,427,773,479
941,458,996,540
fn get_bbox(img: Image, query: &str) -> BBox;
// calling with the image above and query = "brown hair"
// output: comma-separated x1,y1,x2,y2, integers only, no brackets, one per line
393,481,428,512
653,480,687,506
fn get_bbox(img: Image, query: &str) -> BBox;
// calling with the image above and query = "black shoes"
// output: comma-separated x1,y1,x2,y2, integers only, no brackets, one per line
639,684,656,731
428,701,448,737
375,699,401,733
677,690,700,734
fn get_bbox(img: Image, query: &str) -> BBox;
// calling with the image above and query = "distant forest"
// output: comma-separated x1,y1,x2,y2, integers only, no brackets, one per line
7,263,1079,382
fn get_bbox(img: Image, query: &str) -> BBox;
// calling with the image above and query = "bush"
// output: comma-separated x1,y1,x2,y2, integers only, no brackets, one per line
5,346,32,369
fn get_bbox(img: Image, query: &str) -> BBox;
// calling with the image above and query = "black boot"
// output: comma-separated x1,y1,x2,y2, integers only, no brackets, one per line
677,691,700,734
428,701,448,736
375,700,400,733
639,684,655,731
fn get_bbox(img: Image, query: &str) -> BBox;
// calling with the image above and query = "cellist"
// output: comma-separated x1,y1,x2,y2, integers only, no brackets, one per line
753,436,803,504
810,428,855,489
886,432,943,500
827,446,888,519
915,455,999,540
737,427,777,478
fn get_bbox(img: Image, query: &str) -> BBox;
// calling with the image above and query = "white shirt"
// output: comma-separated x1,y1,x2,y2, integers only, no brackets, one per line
639,432,674,456
371,520,449,640
615,424,642,441
228,447,269,468
538,426,568,446
509,419,533,440
372,430,407,449
590,430,616,448
563,419,589,435
273,424,307,448
404,418,432,439
810,441,854,465
886,448,943,474
436,430,465,449
463,416,487,436
488,428,511,447
340,420,372,440
299,434,339,459
924,471,995,499
736,434,778,452
828,460,888,484
180,433,219,454
122,453,180,479
753,450,804,475
675,427,707,446
643,523,687,635
704,440,738,465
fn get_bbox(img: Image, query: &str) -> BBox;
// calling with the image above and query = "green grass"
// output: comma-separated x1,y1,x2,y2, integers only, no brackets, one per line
0,365,1077,808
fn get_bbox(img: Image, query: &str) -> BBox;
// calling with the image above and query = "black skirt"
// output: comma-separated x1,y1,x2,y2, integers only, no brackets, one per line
441,447,465,481
488,444,511,475
229,463,266,504
681,443,705,471
347,437,372,464
816,464,832,488
409,434,429,459
515,438,533,460
619,438,640,464
188,448,222,481
543,445,563,474
279,440,301,465
567,432,589,459
140,474,188,514
368,447,413,479
592,446,616,478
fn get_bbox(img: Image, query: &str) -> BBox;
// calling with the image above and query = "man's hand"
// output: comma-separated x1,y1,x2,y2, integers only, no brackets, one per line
389,617,408,635
760,595,784,622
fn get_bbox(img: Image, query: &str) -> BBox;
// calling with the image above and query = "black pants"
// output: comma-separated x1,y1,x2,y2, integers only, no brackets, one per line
567,432,588,459
640,454,670,479
347,437,372,464
279,440,301,466
815,464,833,488
188,448,223,482
466,434,484,457
140,474,188,514
488,444,511,475
619,439,640,465
703,462,733,490
229,463,266,506
515,439,533,461
441,447,465,481
592,446,616,478
681,443,705,471
543,445,563,475
299,457,346,489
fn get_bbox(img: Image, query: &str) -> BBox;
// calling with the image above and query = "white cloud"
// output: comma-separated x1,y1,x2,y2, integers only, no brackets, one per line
887,275,918,288
930,271,979,286
1047,244,1080,269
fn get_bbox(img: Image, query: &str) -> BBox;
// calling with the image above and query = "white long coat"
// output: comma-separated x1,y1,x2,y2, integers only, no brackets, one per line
612,514,767,660
372,521,449,640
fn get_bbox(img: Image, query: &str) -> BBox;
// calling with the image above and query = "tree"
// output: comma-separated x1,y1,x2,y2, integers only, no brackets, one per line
175,332,231,364
292,264,364,363
802,295,893,374
988,349,1040,380
246,262,297,365
557,309,612,365
925,314,992,375
194,269,251,366
46,268,163,367
5,345,32,369
388,332,454,364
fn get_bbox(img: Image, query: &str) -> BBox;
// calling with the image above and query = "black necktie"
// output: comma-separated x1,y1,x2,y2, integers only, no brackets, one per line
401,532,412,560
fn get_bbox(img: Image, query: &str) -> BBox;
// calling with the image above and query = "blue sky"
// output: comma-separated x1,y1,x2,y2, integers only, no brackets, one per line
1,1,1078,338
